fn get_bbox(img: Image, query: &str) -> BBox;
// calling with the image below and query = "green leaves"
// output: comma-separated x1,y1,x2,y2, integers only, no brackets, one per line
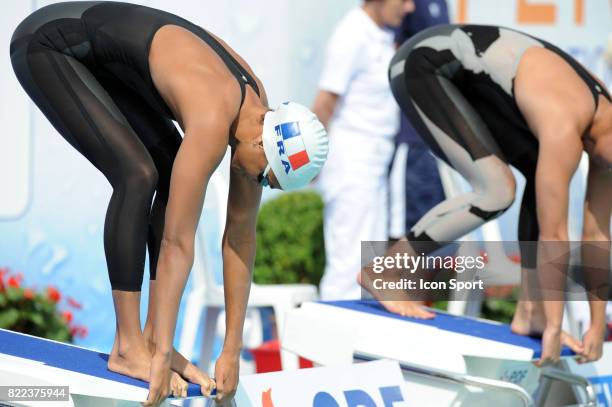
254,191,326,285
28,312,44,327
481,290,519,324
0,279,73,342
0,309,19,328
5,287,22,302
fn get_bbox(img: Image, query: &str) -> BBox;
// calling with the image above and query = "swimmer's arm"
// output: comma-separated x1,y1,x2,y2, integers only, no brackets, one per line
312,90,339,129
152,114,230,356
197,32,265,351
536,131,583,241
583,162,612,241
518,73,590,240
220,167,262,356
581,161,611,330
534,129,583,334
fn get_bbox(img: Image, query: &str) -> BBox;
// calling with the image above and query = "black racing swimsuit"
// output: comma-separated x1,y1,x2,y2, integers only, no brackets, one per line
10,1,259,291
388,24,610,265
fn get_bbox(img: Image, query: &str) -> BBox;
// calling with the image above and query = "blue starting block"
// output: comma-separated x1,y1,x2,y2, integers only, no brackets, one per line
0,328,209,406
283,300,575,370
325,300,574,358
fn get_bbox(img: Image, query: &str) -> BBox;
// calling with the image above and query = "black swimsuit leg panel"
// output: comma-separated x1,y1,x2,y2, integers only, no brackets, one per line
389,44,516,246
94,73,182,280
11,44,157,291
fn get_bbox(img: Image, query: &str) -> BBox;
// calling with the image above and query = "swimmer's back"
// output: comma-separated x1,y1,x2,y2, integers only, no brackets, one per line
10,1,260,120
391,24,610,165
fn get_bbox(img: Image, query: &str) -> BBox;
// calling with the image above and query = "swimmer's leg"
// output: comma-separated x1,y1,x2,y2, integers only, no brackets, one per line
96,77,214,393
394,46,517,243
363,45,517,317
11,45,158,381
510,172,583,353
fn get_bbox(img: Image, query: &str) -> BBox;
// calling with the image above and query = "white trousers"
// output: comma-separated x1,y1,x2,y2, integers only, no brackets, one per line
317,131,395,301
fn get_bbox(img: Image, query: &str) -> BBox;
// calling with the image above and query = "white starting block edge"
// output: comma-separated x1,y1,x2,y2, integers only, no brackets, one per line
282,301,574,374
355,351,602,407
353,351,535,407
0,352,147,403
0,328,208,405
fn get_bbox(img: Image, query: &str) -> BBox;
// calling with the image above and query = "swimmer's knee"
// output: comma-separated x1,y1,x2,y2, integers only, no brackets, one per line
121,163,159,195
494,167,517,208
472,168,516,219
492,179,516,212
468,203,511,222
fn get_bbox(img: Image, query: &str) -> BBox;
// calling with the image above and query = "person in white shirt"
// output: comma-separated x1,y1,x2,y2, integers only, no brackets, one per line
313,0,414,301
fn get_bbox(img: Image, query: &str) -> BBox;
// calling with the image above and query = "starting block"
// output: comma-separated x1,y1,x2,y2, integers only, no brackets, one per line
0,328,209,406
283,301,606,406
282,300,574,370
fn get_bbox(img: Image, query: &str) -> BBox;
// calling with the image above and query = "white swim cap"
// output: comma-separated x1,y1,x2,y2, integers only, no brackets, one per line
261,102,328,190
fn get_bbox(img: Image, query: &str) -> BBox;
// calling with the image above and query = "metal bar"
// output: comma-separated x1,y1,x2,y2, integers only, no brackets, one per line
540,369,596,407
354,352,534,407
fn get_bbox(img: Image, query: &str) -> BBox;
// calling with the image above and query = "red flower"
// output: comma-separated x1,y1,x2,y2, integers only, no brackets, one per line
484,285,514,298
67,297,83,310
480,251,489,265
0,268,8,292
7,276,20,288
23,289,35,300
508,253,521,264
61,311,73,324
46,286,61,303
70,325,88,338
78,326,88,338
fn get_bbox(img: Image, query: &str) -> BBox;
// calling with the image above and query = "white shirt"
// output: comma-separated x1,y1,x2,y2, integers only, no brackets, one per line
319,7,400,139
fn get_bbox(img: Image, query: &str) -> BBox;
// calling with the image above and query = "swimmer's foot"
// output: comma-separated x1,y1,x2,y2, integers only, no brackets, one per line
108,334,152,382
380,300,436,319
109,333,190,397
511,300,584,354
143,327,215,396
358,270,435,319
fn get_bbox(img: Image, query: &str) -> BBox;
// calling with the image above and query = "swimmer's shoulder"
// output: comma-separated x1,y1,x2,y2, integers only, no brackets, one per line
514,47,594,138
204,30,268,106
149,25,243,127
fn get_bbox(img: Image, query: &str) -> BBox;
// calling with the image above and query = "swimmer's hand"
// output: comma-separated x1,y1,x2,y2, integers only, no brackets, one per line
143,353,172,406
213,350,240,404
183,365,216,397
577,325,605,364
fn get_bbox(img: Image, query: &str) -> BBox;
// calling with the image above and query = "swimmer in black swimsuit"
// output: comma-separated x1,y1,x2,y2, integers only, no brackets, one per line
362,24,611,365
10,2,328,404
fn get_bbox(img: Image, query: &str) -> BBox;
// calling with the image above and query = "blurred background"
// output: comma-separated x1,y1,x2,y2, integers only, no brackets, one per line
0,0,610,369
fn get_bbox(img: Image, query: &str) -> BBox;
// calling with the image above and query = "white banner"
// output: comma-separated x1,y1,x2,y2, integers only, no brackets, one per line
233,360,409,407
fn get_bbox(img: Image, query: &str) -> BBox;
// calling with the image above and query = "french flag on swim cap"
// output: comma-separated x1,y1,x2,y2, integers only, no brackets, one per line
275,122,310,171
